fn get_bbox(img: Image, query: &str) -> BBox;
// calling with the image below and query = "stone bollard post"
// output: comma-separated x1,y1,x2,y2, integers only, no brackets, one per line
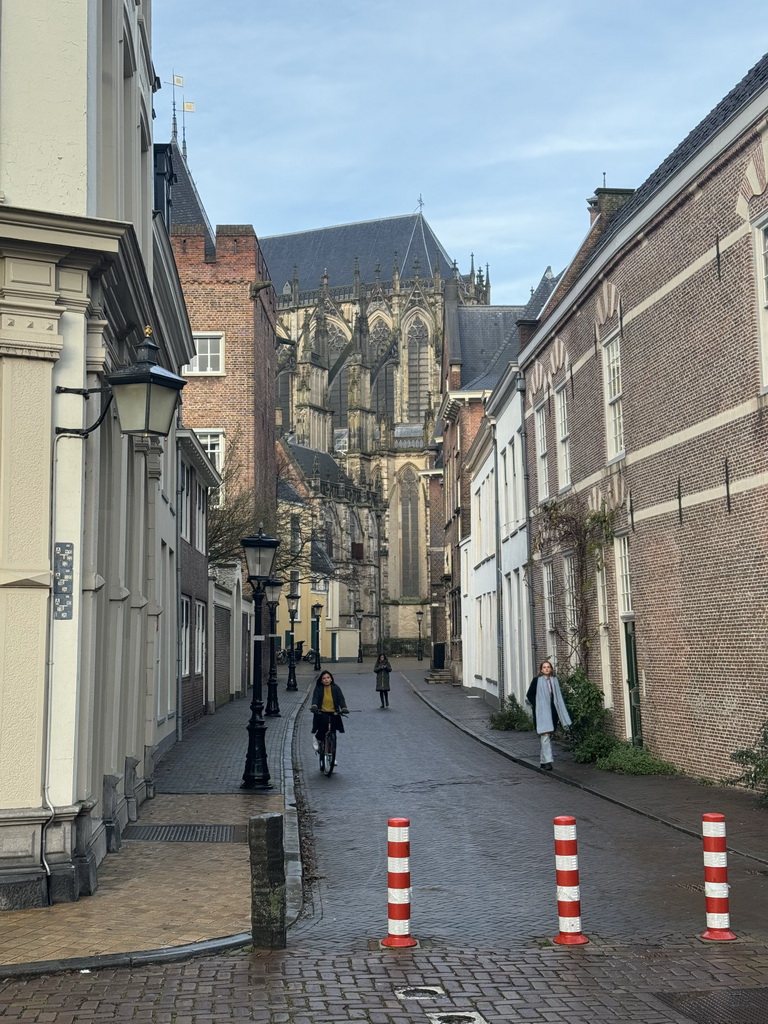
249,812,286,949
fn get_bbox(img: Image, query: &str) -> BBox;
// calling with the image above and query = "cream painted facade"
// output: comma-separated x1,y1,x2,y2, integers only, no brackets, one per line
0,1,196,907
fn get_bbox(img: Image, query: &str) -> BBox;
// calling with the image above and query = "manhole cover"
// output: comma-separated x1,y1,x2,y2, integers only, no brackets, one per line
122,824,245,843
426,1014,487,1024
654,988,768,1024
396,986,445,999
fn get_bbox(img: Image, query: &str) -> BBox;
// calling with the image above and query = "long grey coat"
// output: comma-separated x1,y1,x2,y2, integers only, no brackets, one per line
526,675,572,735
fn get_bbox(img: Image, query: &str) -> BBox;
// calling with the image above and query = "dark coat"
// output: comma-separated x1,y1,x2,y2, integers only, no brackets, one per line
310,681,348,733
374,657,392,691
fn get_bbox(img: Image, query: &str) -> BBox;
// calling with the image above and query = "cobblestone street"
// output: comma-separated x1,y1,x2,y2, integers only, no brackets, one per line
2,661,767,1021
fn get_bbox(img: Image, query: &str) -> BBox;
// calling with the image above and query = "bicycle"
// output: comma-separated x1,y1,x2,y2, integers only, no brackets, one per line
276,648,288,665
314,711,342,776
303,648,317,662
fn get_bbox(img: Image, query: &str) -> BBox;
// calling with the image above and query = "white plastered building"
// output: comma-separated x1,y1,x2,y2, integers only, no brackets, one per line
0,1,195,907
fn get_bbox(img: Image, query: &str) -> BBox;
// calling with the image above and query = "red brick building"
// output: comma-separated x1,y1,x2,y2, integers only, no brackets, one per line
521,54,768,780
168,142,278,699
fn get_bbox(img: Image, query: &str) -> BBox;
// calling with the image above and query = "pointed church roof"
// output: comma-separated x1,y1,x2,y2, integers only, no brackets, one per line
261,213,455,292
164,140,216,257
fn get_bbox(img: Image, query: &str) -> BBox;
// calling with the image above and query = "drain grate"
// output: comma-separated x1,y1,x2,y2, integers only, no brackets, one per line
122,824,245,843
426,1014,487,1024
654,988,768,1024
396,986,445,999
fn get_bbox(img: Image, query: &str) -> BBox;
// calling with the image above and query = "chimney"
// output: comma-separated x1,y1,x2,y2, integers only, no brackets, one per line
587,187,635,225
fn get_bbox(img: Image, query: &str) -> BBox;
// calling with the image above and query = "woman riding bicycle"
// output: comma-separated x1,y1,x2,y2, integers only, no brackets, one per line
310,670,348,752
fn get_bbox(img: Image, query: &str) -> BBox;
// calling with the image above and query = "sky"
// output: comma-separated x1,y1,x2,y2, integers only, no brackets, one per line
151,1,768,304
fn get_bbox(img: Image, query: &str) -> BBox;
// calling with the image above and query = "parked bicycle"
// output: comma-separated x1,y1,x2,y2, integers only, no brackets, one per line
276,648,288,665
303,648,317,662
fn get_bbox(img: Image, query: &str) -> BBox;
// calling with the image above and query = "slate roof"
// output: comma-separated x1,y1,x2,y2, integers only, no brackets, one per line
285,441,353,487
522,267,562,319
457,306,525,391
591,50,768,262
165,141,216,256
260,214,455,293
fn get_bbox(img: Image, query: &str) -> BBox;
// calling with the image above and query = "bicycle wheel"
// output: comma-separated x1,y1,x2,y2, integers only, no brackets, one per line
324,731,336,776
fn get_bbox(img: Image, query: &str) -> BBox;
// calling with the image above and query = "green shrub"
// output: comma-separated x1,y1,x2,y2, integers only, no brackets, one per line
572,730,619,764
489,694,534,731
560,668,610,746
595,742,678,775
728,722,768,805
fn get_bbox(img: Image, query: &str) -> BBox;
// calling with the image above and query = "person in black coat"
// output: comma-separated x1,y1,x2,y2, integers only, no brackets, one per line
374,653,392,707
310,670,348,750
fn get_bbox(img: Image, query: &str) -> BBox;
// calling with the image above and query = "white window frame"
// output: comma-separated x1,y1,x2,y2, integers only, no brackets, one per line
180,596,191,677
555,384,571,489
194,600,206,674
180,460,192,542
756,220,768,389
615,535,633,617
535,404,549,501
603,333,624,460
193,430,225,507
563,554,577,634
596,565,609,628
183,332,225,375
542,561,556,654
195,482,207,554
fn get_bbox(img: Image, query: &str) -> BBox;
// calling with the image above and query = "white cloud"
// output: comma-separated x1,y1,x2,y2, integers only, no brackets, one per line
152,1,768,305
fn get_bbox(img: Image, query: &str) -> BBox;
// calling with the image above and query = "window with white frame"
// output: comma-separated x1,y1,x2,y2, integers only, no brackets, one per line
758,223,768,386
603,334,624,459
194,430,224,507
615,535,633,616
183,332,224,375
195,600,206,674
563,554,578,634
195,482,207,554
535,405,549,501
180,596,191,676
596,566,609,627
180,461,192,541
555,385,571,489
543,561,556,651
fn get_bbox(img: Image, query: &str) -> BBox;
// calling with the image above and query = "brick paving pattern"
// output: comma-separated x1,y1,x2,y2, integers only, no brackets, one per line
2,659,768,1022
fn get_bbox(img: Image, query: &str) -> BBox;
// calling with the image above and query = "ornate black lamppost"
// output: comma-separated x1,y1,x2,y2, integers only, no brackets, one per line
264,578,283,717
355,605,364,663
416,609,424,661
312,602,323,671
240,529,280,790
286,589,299,691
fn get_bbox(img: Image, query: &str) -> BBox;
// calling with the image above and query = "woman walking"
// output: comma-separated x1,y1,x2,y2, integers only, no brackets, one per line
526,660,571,770
374,652,392,707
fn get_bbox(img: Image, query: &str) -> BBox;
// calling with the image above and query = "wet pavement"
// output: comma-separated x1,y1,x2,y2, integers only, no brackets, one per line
1,658,767,1024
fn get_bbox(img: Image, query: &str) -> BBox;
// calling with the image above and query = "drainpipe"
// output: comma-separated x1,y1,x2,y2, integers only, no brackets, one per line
175,409,184,744
491,420,505,701
40,433,72,906
517,374,538,674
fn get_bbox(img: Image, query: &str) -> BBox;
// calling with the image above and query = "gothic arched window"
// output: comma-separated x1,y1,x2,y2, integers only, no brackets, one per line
370,320,396,423
407,316,430,423
399,467,420,597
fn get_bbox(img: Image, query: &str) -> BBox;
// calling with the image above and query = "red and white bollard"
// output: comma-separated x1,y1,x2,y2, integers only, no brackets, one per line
701,812,737,941
552,815,589,945
381,816,417,948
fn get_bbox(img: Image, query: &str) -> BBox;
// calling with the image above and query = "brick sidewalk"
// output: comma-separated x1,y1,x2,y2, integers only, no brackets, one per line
0,668,315,972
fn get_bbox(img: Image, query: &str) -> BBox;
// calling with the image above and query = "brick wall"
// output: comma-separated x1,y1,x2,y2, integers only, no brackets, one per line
171,225,277,517
522,118,768,781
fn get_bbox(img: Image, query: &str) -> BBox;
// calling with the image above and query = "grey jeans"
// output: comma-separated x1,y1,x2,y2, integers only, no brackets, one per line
539,732,553,764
